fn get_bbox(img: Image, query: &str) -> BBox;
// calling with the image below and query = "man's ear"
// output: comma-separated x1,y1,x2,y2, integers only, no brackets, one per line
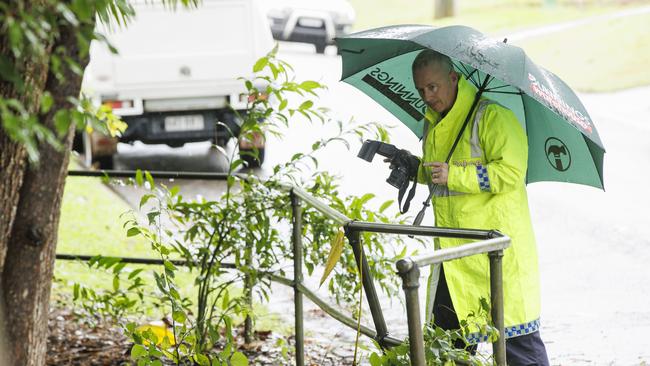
450,71,459,84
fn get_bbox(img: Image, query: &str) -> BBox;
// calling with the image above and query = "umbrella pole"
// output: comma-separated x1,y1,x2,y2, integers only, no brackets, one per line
443,73,492,163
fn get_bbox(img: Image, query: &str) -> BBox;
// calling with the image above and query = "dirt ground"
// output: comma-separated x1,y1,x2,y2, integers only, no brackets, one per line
46,306,354,366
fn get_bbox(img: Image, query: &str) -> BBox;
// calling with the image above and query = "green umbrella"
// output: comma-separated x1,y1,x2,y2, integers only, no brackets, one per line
337,25,605,189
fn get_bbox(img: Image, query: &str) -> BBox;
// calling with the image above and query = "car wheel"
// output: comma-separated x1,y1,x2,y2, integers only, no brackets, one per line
240,147,265,168
83,131,115,170
315,42,326,54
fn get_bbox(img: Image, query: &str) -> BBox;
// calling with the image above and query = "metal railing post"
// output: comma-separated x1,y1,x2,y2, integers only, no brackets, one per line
347,229,390,346
291,191,304,366
396,259,426,366
489,250,506,365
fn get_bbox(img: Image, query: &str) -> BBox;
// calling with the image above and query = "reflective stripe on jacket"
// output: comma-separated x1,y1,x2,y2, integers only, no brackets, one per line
417,76,541,341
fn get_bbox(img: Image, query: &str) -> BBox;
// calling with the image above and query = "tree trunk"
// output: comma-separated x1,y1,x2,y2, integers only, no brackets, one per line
0,136,28,276
434,0,456,19
1,17,92,365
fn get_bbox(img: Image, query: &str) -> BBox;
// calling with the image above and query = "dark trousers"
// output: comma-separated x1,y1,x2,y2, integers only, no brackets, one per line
432,266,550,366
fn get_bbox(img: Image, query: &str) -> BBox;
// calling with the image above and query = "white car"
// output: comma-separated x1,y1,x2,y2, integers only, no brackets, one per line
79,0,273,169
263,0,356,53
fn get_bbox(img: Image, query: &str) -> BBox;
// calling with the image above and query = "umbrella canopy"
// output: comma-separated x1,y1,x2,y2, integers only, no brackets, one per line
337,25,605,189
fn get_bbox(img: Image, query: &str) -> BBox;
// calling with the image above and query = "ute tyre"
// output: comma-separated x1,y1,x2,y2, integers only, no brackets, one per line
94,155,115,170
240,148,265,168
82,131,114,170
315,42,326,54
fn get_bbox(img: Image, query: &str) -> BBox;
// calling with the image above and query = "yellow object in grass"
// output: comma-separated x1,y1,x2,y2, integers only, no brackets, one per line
135,321,176,346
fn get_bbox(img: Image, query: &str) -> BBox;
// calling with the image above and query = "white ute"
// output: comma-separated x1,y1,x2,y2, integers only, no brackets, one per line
80,0,274,168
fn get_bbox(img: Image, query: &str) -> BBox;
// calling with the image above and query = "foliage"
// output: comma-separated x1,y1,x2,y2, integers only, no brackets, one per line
66,48,418,364
70,255,147,326
368,299,498,365
0,0,135,163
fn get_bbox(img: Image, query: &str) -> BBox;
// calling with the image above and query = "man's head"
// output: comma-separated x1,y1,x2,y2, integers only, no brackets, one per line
412,50,458,115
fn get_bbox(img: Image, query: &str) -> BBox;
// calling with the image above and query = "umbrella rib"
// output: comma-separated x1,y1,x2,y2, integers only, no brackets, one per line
484,84,515,92
485,74,499,90
485,91,524,95
457,62,480,88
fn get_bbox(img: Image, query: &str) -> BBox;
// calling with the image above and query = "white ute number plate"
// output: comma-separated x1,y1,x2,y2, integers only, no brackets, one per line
164,115,205,132
298,18,324,28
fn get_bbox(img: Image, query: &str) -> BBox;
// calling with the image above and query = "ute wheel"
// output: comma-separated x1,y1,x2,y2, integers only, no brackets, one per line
315,42,326,54
83,132,115,170
94,155,114,170
72,130,84,153
240,148,265,168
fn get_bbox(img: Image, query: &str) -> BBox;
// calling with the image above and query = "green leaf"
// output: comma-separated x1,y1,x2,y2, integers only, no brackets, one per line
298,100,313,110
128,268,144,280
253,57,268,73
130,344,147,359
172,310,186,323
222,289,230,310
195,354,210,366
53,109,71,136
0,55,24,89
56,3,80,26
139,194,155,209
113,262,127,274
127,227,141,237
299,80,320,90
40,92,54,114
126,322,136,333
145,171,155,188
113,275,120,291
230,351,249,366
379,200,394,213
278,98,288,111
147,211,160,225
369,353,382,366
358,193,375,206
164,260,177,272
135,170,144,186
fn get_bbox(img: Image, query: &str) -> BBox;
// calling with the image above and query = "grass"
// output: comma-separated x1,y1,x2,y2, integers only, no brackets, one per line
54,163,151,294
347,0,650,91
349,0,632,33
514,11,650,92
54,160,283,332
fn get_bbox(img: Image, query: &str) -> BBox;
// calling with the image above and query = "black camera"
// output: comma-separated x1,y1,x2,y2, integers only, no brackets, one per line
357,140,420,191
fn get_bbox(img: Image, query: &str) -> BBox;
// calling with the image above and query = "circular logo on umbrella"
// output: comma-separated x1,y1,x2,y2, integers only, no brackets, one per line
545,137,571,171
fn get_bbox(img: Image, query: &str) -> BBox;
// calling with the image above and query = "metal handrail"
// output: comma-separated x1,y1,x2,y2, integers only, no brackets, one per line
64,169,509,365
408,236,509,267
283,184,350,225
396,237,510,366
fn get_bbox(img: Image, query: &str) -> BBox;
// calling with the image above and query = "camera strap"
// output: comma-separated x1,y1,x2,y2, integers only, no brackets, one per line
412,91,485,226
398,166,419,214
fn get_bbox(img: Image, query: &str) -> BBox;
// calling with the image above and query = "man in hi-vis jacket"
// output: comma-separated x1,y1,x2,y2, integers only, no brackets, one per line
412,49,550,365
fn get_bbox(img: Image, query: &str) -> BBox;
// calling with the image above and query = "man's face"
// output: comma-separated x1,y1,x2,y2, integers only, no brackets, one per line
413,63,459,115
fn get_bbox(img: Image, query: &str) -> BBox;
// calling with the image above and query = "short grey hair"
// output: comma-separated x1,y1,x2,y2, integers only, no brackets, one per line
411,49,454,75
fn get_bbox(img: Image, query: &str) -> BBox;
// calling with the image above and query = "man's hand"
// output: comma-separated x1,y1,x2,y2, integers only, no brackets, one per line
423,161,448,184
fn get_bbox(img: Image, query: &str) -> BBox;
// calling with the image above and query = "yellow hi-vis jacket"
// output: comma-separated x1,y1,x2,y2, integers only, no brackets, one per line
417,76,541,343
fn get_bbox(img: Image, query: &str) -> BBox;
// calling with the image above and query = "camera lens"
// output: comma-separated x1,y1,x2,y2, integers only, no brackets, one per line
386,167,409,189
